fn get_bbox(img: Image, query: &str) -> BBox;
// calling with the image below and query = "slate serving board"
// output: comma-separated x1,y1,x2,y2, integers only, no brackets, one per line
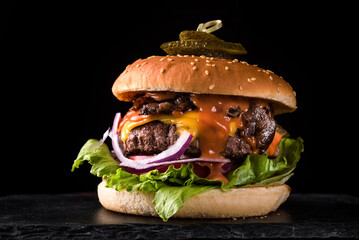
1,193,358,239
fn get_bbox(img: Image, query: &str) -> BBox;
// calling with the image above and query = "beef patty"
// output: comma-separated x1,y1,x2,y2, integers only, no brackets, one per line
124,121,201,157
222,103,276,159
123,97,276,160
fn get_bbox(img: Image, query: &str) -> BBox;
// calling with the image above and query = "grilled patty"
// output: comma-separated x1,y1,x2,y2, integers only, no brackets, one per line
123,94,276,160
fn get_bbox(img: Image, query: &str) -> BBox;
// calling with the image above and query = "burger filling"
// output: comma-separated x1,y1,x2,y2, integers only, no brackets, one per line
120,92,276,161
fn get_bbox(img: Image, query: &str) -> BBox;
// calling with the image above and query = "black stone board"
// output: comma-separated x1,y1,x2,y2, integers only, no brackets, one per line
1,193,358,239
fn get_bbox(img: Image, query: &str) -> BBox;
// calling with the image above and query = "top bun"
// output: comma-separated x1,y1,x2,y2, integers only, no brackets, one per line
113,55,297,115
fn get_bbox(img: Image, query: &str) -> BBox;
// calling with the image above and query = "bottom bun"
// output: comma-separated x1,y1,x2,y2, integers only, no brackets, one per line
97,181,290,219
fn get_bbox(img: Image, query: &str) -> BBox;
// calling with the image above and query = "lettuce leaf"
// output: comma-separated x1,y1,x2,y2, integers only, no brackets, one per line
72,137,303,221
225,137,304,188
153,185,216,222
72,139,119,178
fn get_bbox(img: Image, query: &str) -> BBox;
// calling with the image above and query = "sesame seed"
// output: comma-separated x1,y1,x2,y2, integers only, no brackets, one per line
209,84,215,90
167,58,173,61
233,59,239,62
247,78,252,83
206,63,211,66
205,70,209,75
211,64,216,67
177,54,182,57
251,77,256,81
136,64,140,67
210,57,214,60
184,55,189,57
159,57,166,61
200,55,206,58
269,75,273,80
190,62,195,65
239,85,243,91
277,87,281,92
160,68,165,73
228,61,233,64
192,66,198,71
225,66,229,70
194,58,198,62
257,69,262,72
142,62,148,65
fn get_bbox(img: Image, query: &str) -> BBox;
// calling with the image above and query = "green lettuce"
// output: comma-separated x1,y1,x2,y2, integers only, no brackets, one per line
153,185,216,221
226,137,304,188
72,137,303,221
71,139,118,178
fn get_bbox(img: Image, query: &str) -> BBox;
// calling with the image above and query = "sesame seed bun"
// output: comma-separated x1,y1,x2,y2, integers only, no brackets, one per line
112,55,297,115
97,181,290,219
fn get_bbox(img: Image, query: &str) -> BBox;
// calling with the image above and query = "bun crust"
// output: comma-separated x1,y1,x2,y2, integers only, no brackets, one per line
98,181,290,219
112,56,296,115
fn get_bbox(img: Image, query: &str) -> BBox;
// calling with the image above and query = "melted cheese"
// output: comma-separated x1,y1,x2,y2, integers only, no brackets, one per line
229,120,238,137
120,111,199,143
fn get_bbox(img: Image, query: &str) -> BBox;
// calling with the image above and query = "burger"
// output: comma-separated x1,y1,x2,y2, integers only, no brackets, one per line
72,55,303,221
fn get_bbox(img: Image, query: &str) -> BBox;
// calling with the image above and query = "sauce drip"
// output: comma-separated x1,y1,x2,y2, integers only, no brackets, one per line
118,110,149,133
190,94,249,159
190,94,250,184
198,162,228,184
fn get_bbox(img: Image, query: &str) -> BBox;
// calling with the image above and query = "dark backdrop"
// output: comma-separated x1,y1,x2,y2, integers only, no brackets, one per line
2,2,353,196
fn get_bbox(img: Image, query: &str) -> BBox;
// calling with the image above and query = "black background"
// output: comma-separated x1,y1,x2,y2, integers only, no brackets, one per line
2,2,355,196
